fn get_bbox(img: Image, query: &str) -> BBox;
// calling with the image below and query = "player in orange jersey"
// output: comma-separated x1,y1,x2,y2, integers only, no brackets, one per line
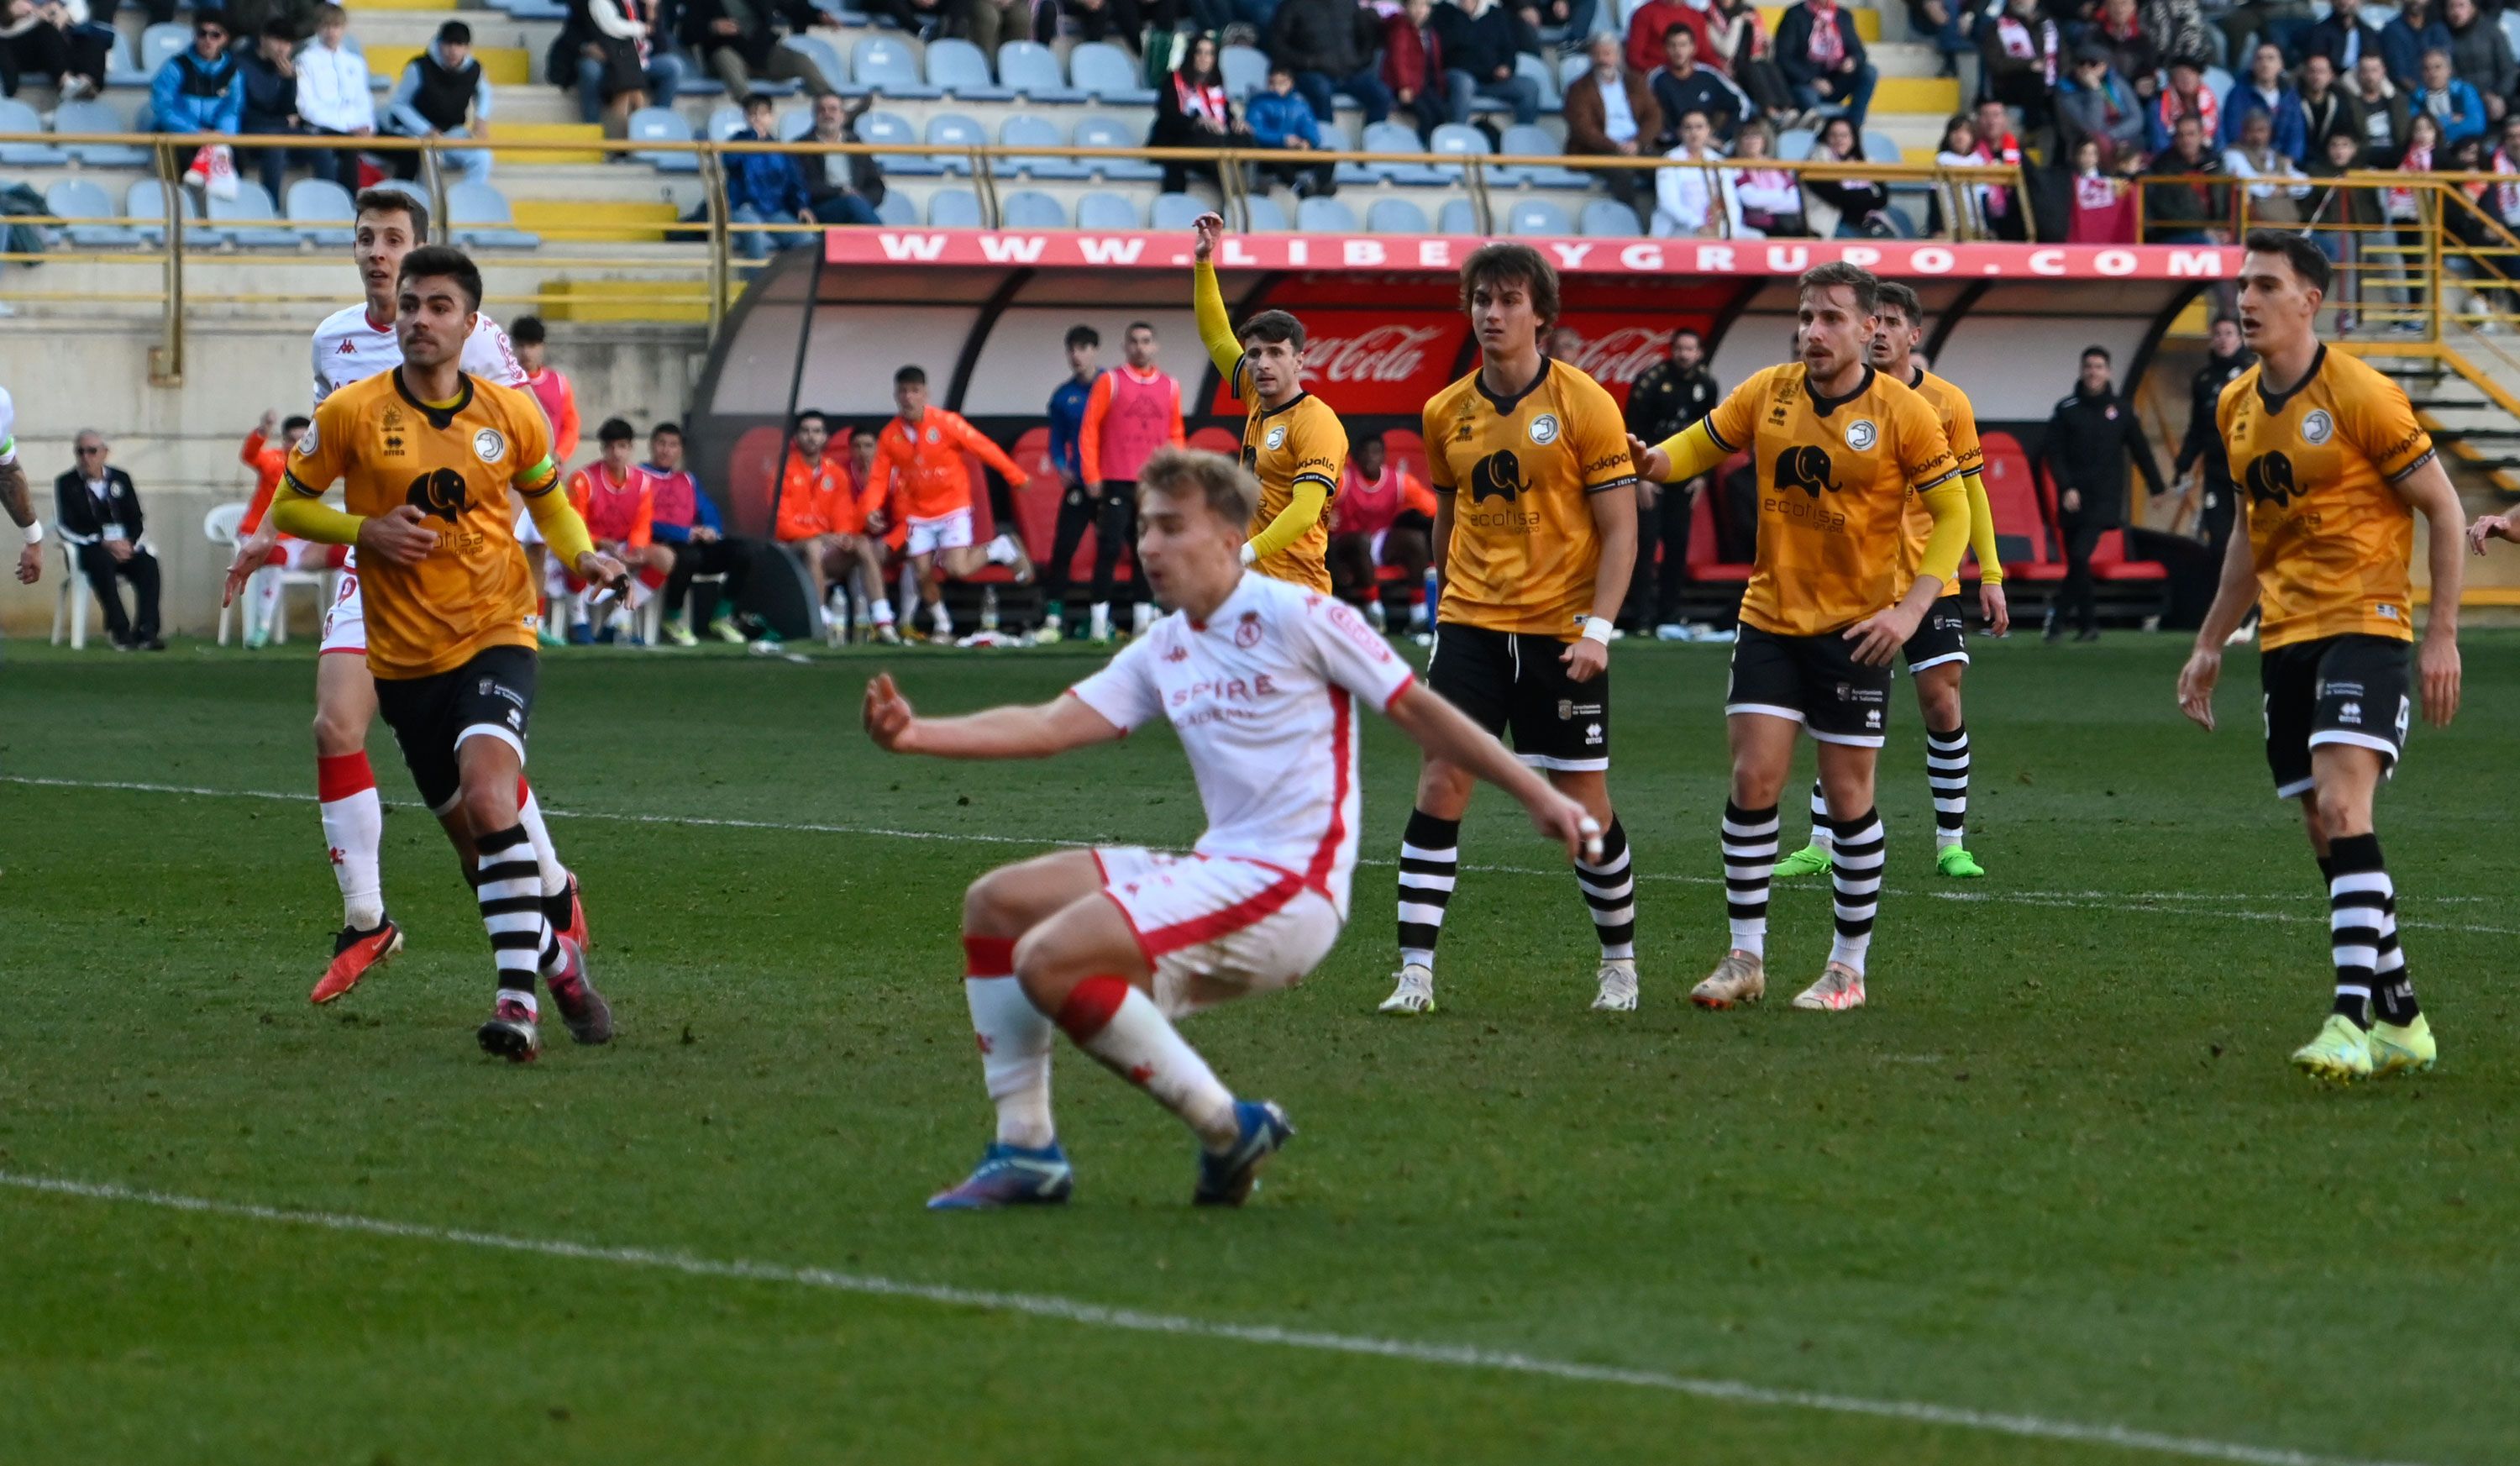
877,365,1036,641
2179,231,2465,1083
564,417,676,641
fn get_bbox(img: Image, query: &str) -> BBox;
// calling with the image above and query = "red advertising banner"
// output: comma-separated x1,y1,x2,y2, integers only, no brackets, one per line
827,230,2244,281
1201,309,1709,415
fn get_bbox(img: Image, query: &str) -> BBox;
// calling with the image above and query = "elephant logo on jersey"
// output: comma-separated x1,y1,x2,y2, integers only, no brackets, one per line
407,467,470,523
1469,449,1525,503
1773,444,1843,498
2244,451,2297,508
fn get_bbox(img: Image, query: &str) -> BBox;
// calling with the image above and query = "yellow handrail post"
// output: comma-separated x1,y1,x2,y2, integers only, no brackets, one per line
149,139,183,386
700,148,732,335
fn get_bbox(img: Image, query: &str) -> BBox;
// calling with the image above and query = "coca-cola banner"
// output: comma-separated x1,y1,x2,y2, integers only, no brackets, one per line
1204,309,1706,415
828,230,2244,281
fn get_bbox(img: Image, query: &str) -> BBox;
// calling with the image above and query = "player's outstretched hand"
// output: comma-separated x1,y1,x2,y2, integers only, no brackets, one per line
2469,512,2517,554
1192,212,1223,261
864,671,917,751
2419,633,2461,727
221,518,281,607
1843,604,1919,667
15,539,40,586
356,503,440,566
1626,433,1671,484
1979,581,2010,638
1560,635,1608,682
2176,646,2221,731
1523,788,1601,863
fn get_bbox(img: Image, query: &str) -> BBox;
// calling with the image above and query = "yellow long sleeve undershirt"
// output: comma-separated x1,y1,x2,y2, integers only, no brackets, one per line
1193,260,1241,383
1655,421,1976,591
1961,469,2003,586
1245,480,1328,562
1914,479,1970,591
270,493,365,545
272,464,595,567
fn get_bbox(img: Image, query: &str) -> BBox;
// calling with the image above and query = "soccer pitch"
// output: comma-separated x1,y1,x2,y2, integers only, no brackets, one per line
3,633,2515,1466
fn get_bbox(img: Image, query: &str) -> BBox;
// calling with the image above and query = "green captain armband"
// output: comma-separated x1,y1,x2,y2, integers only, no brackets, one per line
517,455,559,493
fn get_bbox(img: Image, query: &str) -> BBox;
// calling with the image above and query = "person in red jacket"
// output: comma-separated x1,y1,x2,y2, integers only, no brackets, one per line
1383,0,1452,140
235,408,340,646
1626,0,1710,76
876,365,1033,641
1329,433,1439,630
509,315,580,624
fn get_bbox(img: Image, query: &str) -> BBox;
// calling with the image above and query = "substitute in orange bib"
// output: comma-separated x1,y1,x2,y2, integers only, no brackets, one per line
1329,432,1438,632
776,409,895,640
1634,261,1967,1016
275,245,627,1064
1190,212,1347,594
564,417,675,642
235,408,342,648
879,366,1037,642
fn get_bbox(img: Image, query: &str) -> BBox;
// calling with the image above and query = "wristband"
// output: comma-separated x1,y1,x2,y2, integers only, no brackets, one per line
21,519,41,546
1580,616,1613,645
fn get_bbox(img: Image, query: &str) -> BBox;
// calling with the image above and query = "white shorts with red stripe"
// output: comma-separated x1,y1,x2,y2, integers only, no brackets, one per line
319,569,365,655
906,508,974,558
1094,847,1343,1018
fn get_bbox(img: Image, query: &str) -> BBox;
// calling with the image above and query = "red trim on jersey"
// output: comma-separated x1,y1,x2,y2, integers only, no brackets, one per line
318,646,366,657
963,934,1017,976
316,752,375,803
1055,974,1132,1040
1381,672,1415,715
1302,686,1353,896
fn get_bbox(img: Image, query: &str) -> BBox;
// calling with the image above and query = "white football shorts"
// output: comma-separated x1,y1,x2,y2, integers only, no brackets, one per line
906,508,974,558
1092,847,1343,1018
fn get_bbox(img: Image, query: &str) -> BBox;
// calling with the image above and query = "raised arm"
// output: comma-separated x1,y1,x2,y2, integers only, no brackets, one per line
1190,214,1244,383
864,672,1126,758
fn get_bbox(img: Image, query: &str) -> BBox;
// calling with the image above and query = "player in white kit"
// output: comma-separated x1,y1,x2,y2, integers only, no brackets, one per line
222,187,588,1006
1,384,45,586
865,447,1599,1209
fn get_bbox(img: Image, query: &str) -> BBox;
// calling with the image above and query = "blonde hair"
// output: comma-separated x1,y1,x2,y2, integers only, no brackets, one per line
1137,446,1260,530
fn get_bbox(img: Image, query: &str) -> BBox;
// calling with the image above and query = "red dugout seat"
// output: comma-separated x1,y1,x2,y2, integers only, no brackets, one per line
1683,454,1754,583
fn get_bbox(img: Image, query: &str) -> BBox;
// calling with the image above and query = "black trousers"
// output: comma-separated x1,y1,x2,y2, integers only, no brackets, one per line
76,543,160,643
1092,480,1141,606
2056,510,2103,634
1626,481,1698,626
1038,477,1100,608
666,536,753,623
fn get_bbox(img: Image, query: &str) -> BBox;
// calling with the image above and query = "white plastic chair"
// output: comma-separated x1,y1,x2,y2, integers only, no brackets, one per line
50,539,94,649
207,501,330,646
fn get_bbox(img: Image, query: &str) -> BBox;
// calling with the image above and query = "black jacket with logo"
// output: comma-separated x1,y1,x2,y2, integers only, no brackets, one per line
1624,360,1719,467
2175,349,2254,488
2039,382,2166,526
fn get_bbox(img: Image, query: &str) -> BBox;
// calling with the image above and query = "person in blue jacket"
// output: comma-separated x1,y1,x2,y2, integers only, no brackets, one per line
2415,47,2489,144
151,15,244,138
2382,0,2453,91
2222,40,2309,160
724,91,812,258
1246,65,1335,197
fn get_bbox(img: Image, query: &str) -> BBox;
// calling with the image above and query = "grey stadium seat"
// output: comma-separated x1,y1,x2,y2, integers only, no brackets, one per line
857,109,941,176
1000,113,1086,179
124,177,219,244
1346,119,1441,186
1221,44,1269,98
1436,197,1478,234
928,187,984,227
207,181,299,249
46,178,138,248
628,105,700,172
284,177,358,246
55,99,147,166
1578,199,1641,237
853,35,942,98
1366,197,1429,233
999,190,1068,228
1496,123,1588,187
1504,198,1572,236
875,190,918,225
1296,196,1357,232
927,38,1011,100
997,41,1083,102
1242,194,1289,230
1070,42,1155,104
1073,113,1162,180
1150,192,1207,230
1075,191,1141,229
924,111,988,173
0,99,65,164
449,181,540,249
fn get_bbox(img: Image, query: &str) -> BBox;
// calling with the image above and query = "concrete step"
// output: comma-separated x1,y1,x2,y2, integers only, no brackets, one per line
363,42,537,87
491,122,608,165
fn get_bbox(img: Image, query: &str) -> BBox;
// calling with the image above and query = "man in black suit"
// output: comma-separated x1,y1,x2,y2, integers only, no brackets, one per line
54,430,164,650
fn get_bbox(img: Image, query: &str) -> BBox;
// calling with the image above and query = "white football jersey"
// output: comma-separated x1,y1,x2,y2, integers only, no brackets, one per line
0,383,15,465
310,304,527,407
1069,572,1415,917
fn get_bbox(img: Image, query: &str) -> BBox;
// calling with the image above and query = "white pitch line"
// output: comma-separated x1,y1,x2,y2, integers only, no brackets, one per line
5,774,2512,938
0,1170,2445,1466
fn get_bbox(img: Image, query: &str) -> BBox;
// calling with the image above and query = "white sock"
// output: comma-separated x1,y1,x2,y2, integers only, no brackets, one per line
1058,979,1239,1149
870,596,895,626
516,780,570,898
1089,602,1111,638
569,587,590,626
249,567,281,637
1807,780,1832,851
932,601,953,633
317,752,385,930
966,975,1056,1148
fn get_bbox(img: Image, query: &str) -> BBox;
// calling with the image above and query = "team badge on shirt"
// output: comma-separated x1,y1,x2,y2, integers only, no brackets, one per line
473,428,507,464
1845,419,1877,450
1267,424,1289,449
2302,409,2334,445
1528,412,1560,445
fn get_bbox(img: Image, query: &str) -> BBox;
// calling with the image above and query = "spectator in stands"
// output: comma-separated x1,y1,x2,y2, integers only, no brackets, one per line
1623,325,1718,638
2,0,112,102
1972,97,2029,239
1247,64,1336,197
1327,433,1436,631
2066,137,2139,242
2146,55,2217,153
1903,0,1975,78
1933,113,1984,232
223,0,321,47
643,421,751,645
1775,0,1875,129
680,0,837,101
2222,40,2307,160
2143,110,2229,241
2139,0,2214,76
2492,113,2520,227
967,0,1039,58
386,21,494,184
2444,0,2512,123
2381,0,2450,92
1624,0,1707,75
152,15,244,176
2213,0,2313,71
1704,0,1795,128
2058,45,2146,166
297,5,374,190
859,0,954,41
2039,344,2164,643
559,0,683,136
1434,0,1545,127
2352,51,2412,164
2089,0,2157,102
2417,46,2487,144
2303,0,2381,77
2386,113,2441,316
55,430,162,651
725,91,815,257
1650,109,1731,234
564,418,677,640
2224,108,2312,218
1520,0,1598,52
1564,34,1661,209
1383,0,1456,140
238,21,311,205
2307,129,2377,330
803,91,883,226
1978,0,2061,132
1273,0,1391,128
1151,34,1247,195
1724,118,1807,234
2297,54,2363,159
1804,114,1893,234
1650,25,1745,144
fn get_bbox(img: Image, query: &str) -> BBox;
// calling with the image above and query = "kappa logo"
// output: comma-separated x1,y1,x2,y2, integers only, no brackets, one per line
2244,450,2297,508
2302,409,2334,445
406,466,470,523
1528,412,1561,446
336,339,357,355
1469,449,1525,503
1774,444,1843,497
1844,419,1877,451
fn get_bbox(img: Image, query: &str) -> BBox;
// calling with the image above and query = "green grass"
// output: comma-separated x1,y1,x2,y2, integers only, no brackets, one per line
3,632,2517,1466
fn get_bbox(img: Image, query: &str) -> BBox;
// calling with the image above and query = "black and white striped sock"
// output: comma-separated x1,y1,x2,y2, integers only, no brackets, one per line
1721,801,1778,959
1927,724,1971,849
1828,808,1887,974
2326,833,2392,1029
477,823,563,1006
1396,807,1460,972
1574,816,1635,962
2372,885,2418,1026
1805,779,1832,852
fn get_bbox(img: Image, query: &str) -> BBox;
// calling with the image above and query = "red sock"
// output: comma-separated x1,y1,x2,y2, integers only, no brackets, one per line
317,751,374,802
638,565,669,591
1055,975,1131,1042
963,934,1016,977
